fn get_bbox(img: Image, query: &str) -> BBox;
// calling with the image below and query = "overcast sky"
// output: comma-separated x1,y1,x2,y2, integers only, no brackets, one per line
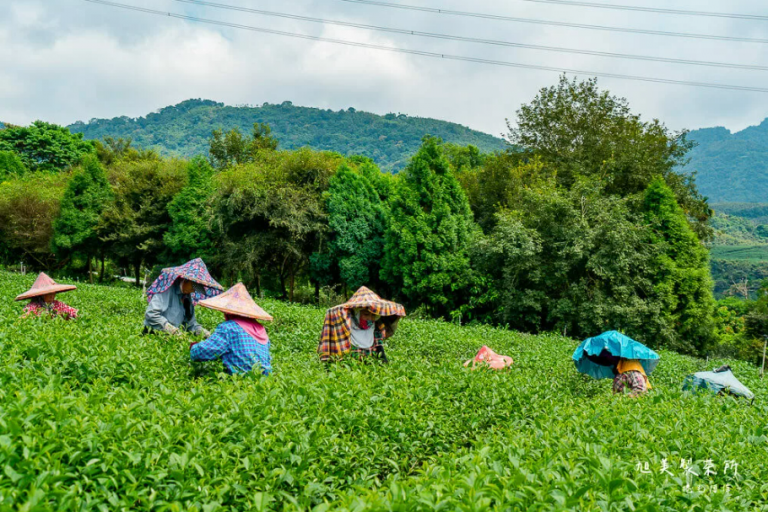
1,0,768,138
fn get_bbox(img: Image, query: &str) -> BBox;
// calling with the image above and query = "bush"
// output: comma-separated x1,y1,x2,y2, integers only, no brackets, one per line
1,270,768,510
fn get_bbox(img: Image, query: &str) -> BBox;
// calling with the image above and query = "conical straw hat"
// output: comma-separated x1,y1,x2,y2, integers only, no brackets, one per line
15,272,77,301
198,283,273,321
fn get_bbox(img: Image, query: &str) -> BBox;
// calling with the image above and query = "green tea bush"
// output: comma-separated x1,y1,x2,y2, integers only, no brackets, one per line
1,270,767,511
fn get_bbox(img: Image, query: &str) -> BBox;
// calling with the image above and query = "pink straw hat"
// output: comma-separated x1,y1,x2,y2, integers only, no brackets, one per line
197,283,273,321
15,272,77,301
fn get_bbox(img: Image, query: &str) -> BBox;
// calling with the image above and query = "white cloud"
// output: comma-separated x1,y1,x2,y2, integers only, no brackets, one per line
1,0,767,136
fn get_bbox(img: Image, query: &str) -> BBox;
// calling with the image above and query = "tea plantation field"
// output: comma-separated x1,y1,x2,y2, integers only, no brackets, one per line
710,245,768,263
1,271,768,511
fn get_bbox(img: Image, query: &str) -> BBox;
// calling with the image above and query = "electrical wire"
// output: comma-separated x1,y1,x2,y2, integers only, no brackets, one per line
520,0,768,22
173,0,768,72
340,0,768,45
82,0,768,93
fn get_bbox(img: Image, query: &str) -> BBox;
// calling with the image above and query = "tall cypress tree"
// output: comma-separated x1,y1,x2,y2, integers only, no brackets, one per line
313,163,387,292
52,155,113,281
164,156,216,262
644,178,717,354
381,137,477,317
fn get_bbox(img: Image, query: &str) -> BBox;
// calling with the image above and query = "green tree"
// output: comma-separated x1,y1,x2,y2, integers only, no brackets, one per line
381,137,477,316
507,76,711,239
314,162,388,293
164,157,216,262
209,123,278,169
94,136,156,166
644,178,717,354
98,158,186,286
476,179,663,341
456,152,542,233
0,121,95,172
0,172,69,268
52,155,113,282
212,148,341,299
0,150,26,180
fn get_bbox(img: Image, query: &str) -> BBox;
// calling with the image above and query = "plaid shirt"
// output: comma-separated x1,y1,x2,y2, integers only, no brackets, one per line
190,320,271,375
23,300,78,320
317,287,405,361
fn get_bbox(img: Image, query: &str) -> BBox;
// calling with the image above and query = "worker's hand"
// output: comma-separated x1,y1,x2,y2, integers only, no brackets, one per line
199,328,211,338
163,323,179,335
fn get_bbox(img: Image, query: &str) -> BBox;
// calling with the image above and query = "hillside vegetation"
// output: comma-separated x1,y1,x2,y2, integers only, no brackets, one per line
2,270,767,510
67,99,506,172
708,204,768,297
1,77,723,357
686,121,768,203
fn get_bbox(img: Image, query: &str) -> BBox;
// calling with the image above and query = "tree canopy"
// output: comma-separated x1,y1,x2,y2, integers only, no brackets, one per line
0,121,95,172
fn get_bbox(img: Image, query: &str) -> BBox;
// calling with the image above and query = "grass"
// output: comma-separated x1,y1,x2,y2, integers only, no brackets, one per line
2,270,768,511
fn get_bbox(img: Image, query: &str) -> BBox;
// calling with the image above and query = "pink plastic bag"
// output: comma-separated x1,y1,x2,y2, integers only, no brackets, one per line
464,345,514,370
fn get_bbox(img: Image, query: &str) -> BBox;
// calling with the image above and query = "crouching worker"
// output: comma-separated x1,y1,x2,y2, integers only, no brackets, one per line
143,258,223,337
613,358,652,397
16,272,78,320
318,286,406,363
190,283,273,375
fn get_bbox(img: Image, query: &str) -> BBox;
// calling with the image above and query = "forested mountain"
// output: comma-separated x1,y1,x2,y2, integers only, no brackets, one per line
686,119,768,203
67,99,506,172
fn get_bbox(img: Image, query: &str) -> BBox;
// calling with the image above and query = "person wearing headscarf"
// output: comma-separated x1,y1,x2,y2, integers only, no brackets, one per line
612,358,652,397
318,286,406,363
143,258,223,337
16,272,78,320
189,283,273,375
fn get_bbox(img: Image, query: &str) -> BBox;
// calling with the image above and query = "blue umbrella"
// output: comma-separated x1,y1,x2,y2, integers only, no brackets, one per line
572,331,660,380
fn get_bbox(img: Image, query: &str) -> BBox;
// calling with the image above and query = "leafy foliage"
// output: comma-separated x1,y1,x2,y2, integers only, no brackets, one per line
211,148,343,299
0,77,733,359
0,150,26,179
98,156,187,284
507,76,711,240
644,179,717,354
313,162,389,293
476,180,662,343
0,172,69,267
164,157,216,262
381,137,477,316
68,99,506,172
1,270,768,510
209,123,279,170
0,120,95,172
52,155,113,274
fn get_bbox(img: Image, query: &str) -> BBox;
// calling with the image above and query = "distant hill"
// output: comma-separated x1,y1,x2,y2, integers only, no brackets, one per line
685,120,768,203
67,99,507,172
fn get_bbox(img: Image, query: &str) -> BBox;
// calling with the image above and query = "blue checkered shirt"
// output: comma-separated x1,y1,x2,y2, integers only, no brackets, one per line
190,320,271,375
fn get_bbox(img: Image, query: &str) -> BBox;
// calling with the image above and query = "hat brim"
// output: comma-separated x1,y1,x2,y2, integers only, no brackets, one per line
198,302,274,322
15,284,77,301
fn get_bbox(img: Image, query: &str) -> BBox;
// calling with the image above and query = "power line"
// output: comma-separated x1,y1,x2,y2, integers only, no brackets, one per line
82,0,768,93
174,0,768,72
520,0,768,22
340,0,768,45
